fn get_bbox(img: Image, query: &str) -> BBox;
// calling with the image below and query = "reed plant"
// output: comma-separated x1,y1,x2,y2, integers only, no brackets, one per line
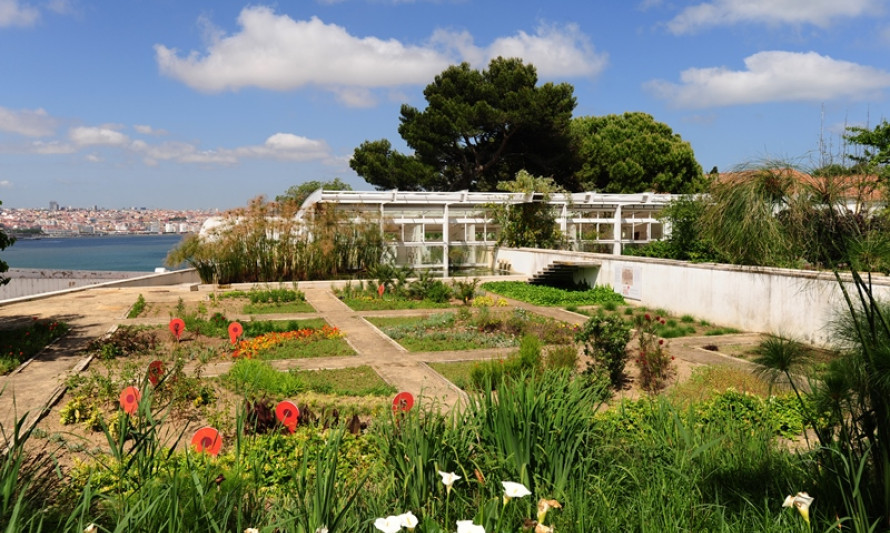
166,197,387,284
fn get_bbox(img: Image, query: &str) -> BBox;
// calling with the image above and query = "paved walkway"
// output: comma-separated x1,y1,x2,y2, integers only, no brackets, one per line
0,283,766,448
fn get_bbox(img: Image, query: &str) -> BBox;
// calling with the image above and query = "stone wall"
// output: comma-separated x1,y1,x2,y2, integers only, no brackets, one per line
496,247,890,347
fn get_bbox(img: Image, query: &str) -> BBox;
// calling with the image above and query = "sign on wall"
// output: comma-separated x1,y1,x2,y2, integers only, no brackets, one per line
616,263,642,300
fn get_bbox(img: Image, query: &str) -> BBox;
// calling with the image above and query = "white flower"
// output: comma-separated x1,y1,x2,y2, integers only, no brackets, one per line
782,492,814,524
502,481,532,504
243,529,259,533
374,515,403,533
439,470,461,494
398,511,418,530
534,524,554,533
456,520,486,533
316,528,329,533
84,525,98,533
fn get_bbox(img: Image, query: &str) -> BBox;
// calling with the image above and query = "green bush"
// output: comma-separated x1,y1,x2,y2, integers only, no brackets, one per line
576,315,632,388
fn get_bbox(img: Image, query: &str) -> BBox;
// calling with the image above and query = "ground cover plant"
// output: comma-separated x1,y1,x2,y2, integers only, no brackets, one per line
0,318,69,374
480,280,624,307
214,286,315,314
367,307,576,352
221,359,394,403
333,272,477,311
577,304,741,339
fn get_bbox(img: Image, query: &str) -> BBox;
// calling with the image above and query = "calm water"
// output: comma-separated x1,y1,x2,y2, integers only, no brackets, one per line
2,234,185,272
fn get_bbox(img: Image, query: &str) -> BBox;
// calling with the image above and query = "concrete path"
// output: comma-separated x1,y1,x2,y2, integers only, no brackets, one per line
0,283,767,448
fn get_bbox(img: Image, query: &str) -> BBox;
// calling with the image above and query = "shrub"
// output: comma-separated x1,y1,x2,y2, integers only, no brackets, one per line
576,315,632,388
633,313,674,393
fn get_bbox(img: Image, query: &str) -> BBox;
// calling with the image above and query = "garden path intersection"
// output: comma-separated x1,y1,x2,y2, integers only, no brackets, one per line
0,281,763,448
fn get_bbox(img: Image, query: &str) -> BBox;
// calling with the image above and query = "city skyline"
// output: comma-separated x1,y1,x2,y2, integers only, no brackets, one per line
1,1,889,210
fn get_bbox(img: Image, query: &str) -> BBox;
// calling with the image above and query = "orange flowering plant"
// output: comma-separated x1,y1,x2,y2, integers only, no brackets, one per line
232,325,343,359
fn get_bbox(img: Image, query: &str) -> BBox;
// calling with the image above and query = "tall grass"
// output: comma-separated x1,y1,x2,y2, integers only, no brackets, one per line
167,197,388,284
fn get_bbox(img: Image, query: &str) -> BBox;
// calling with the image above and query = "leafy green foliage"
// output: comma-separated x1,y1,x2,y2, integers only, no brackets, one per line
275,178,352,206
481,280,624,307
223,359,392,399
128,294,147,318
0,319,69,374
576,314,632,388
490,170,566,249
624,195,724,262
351,57,579,192
571,112,705,193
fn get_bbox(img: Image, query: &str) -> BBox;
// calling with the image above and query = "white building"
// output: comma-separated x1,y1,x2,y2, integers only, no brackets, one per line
295,190,676,272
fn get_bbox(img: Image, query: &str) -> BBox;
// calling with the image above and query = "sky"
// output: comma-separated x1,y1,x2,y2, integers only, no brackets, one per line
1,0,889,210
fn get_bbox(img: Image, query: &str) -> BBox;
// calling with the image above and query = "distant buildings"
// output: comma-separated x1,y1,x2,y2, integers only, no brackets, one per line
0,206,215,236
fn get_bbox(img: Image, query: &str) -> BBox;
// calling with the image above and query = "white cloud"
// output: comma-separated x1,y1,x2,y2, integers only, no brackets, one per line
0,0,39,27
333,87,378,108
69,126,130,146
85,153,102,163
155,7,452,92
155,7,604,97
666,0,881,34
0,107,56,137
133,124,168,135
645,51,890,108
485,23,607,78
30,140,75,154
0,180,12,188
236,133,332,161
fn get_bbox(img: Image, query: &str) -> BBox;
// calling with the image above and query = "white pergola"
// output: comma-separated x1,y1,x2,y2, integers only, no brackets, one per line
297,189,678,272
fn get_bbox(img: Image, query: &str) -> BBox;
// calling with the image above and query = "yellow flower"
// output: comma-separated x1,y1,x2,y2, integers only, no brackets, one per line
534,524,554,533
782,492,814,524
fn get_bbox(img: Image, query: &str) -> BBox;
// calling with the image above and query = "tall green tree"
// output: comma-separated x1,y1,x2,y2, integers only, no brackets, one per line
351,57,579,192
0,201,13,286
845,119,890,179
571,112,705,193
276,178,353,207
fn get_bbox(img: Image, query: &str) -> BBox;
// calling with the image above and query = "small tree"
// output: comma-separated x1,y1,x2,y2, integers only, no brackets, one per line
490,170,566,249
575,314,631,388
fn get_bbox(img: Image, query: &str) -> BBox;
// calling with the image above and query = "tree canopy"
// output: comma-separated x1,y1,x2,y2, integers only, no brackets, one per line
276,178,353,207
571,112,705,194
845,119,890,179
351,57,578,192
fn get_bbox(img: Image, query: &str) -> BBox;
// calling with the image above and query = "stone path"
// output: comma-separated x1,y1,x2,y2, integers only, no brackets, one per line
0,282,767,448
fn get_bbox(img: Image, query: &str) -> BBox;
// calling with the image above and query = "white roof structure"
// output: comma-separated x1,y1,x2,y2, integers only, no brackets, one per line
295,189,678,273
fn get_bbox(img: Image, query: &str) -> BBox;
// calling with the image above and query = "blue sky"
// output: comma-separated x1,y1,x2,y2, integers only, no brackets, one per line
1,0,888,210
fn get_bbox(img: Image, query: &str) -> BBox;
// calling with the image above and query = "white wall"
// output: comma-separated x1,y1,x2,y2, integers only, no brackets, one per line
496,248,890,347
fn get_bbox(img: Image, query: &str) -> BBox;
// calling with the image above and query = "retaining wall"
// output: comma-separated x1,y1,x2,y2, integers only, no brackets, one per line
0,268,201,305
496,248,890,347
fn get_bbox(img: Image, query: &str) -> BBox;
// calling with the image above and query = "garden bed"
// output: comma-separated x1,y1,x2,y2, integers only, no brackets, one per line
366,308,576,352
